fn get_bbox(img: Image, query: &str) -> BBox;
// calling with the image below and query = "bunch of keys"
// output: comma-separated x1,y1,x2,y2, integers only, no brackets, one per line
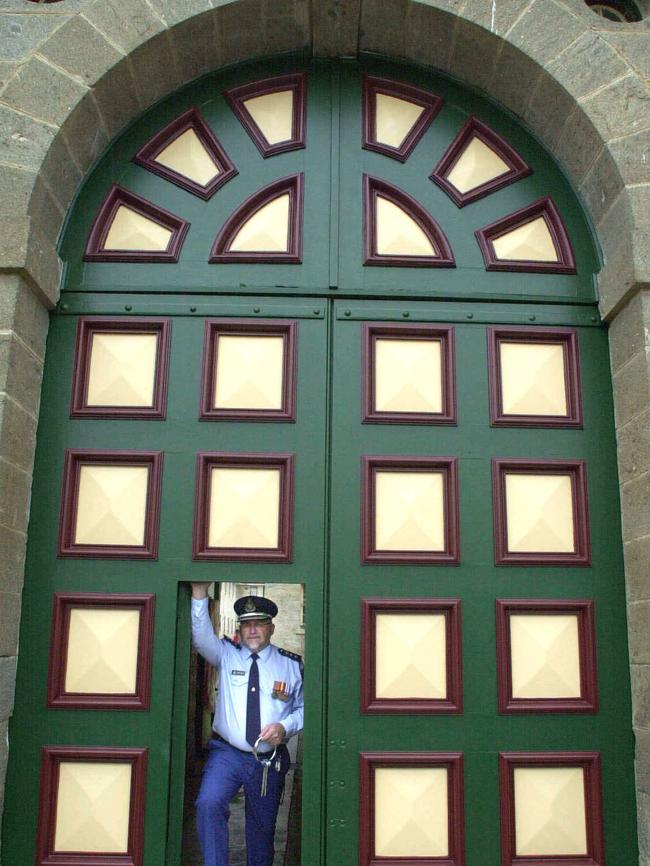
254,738,278,797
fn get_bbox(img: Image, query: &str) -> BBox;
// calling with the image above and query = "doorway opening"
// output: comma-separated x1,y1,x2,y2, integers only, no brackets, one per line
182,581,305,865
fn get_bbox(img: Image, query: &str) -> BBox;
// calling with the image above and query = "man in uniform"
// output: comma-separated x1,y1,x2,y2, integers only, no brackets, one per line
190,583,304,866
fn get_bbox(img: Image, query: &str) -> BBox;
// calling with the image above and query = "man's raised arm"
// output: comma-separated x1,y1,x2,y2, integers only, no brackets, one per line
190,582,224,668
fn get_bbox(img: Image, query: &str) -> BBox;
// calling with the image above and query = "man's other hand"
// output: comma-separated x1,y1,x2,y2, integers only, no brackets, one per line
190,582,213,599
259,722,286,748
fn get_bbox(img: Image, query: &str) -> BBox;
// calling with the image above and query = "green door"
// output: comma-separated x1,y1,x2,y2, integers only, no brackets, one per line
1,56,639,866
326,299,638,864
2,298,329,866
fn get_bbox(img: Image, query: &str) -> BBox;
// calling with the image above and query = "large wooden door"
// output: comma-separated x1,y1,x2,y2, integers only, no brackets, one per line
2,297,329,866
0,56,639,866
326,298,637,865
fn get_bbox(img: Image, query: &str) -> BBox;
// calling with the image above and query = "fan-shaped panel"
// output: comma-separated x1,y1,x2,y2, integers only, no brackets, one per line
363,176,455,267
224,73,307,157
133,108,237,199
210,174,304,263
431,116,531,206
362,76,443,162
84,185,189,263
476,197,576,274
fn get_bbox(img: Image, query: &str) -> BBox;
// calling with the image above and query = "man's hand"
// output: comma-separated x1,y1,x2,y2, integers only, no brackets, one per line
190,582,213,599
259,722,286,748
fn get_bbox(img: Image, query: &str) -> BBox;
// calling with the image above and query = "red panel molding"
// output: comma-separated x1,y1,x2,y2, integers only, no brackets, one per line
360,597,463,714
361,322,456,425
360,751,465,866
36,746,148,866
199,318,297,422
133,107,237,199
47,593,155,711
495,599,598,713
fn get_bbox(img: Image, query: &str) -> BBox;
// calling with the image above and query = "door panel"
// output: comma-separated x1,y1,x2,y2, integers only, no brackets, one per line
3,296,328,866
326,299,637,865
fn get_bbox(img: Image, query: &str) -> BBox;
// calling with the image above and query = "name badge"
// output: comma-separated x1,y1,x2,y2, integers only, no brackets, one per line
231,669,246,677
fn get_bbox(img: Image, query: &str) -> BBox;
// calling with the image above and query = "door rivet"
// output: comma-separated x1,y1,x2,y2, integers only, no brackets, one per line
190,306,197,313
314,310,320,315
402,311,410,318
466,313,473,319
344,310,351,317
60,303,69,311
253,307,260,313
529,315,536,321
125,304,132,311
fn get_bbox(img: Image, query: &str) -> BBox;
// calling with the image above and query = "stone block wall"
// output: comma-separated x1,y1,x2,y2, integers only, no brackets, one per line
609,290,650,864
0,273,48,837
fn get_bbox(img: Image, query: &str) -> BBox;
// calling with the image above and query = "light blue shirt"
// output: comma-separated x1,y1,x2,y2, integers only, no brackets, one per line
191,598,304,753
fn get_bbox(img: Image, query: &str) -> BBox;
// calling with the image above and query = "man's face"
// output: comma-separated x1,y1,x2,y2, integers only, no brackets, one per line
238,617,275,653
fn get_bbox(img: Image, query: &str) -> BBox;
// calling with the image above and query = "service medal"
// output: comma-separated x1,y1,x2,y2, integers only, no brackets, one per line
272,680,290,701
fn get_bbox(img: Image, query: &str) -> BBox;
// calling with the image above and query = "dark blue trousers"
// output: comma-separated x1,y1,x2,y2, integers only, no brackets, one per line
195,739,290,866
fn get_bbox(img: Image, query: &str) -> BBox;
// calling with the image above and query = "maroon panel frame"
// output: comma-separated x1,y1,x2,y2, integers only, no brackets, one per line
363,175,455,268
58,450,163,559
487,326,583,428
430,116,531,207
360,598,463,714
36,745,148,866
47,593,155,711
492,458,591,567
209,173,304,264
199,318,297,422
132,107,237,199
83,184,190,263
361,455,460,565
495,599,598,714
362,75,444,162
499,751,605,866
362,322,456,425
224,72,307,158
193,451,294,562
360,751,465,866
69,317,171,420
474,196,576,274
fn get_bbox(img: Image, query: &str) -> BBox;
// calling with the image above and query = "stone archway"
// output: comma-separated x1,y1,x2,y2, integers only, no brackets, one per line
0,1,648,859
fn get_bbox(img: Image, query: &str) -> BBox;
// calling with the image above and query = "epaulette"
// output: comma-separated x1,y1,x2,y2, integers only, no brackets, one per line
224,636,242,650
279,647,304,677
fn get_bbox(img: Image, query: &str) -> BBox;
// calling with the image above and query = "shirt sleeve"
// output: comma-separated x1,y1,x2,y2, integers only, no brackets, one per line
191,597,224,668
280,666,304,739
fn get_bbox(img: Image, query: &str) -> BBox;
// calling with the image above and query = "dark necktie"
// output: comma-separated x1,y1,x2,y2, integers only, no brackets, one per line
246,653,260,748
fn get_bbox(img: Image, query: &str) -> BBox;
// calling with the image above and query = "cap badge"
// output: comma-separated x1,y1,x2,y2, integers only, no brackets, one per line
245,599,256,613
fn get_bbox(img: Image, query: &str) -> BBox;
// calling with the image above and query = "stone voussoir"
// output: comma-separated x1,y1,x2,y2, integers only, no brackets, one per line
38,14,125,87
506,0,588,67
0,55,89,129
545,30,629,101
82,0,168,56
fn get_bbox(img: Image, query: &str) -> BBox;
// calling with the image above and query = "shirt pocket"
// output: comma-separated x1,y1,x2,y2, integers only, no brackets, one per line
229,669,248,688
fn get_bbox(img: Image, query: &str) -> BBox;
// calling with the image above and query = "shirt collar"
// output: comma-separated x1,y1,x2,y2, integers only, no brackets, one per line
244,644,273,663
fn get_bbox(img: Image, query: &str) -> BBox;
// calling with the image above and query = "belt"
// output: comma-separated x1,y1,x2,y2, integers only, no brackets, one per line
211,732,278,757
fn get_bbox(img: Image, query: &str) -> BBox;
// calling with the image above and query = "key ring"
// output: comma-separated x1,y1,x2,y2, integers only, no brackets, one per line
253,737,277,764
